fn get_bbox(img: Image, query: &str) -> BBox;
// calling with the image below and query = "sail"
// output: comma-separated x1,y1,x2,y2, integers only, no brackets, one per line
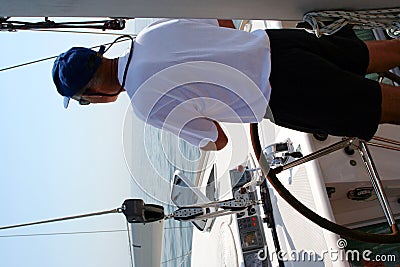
131,221,164,267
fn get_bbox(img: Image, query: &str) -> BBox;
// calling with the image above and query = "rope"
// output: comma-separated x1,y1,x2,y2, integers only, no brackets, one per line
1,18,126,32
303,8,400,38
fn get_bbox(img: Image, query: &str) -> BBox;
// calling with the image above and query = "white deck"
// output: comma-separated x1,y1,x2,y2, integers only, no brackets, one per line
258,120,348,267
312,124,400,227
192,121,348,267
190,119,400,267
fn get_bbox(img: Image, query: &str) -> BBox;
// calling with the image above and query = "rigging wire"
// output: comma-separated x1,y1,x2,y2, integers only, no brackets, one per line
0,208,121,231
0,225,192,237
0,229,128,238
0,38,133,72
162,250,192,264
163,226,193,229
177,251,192,267
0,225,193,240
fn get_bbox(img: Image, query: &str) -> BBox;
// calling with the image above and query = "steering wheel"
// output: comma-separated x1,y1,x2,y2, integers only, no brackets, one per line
250,123,400,244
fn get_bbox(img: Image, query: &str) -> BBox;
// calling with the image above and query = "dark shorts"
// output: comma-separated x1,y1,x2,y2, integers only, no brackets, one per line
266,29,382,141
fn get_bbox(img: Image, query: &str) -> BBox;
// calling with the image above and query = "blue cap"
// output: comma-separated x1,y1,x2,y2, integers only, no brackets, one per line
52,46,105,108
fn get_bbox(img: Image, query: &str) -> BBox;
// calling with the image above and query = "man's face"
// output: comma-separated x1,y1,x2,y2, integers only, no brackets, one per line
79,70,120,104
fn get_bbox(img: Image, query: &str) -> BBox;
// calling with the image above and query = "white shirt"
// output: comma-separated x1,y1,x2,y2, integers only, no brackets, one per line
118,19,271,147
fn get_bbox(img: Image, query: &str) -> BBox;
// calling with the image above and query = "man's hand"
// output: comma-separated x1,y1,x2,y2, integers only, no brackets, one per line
217,20,236,29
201,121,228,151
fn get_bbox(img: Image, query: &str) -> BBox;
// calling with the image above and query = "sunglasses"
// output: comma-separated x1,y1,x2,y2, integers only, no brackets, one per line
70,86,91,105
76,88,124,105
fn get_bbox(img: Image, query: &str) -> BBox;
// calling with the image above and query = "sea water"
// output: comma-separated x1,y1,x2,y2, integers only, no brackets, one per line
130,124,201,267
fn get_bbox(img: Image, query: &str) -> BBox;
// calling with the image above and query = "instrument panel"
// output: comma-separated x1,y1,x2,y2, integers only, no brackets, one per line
230,167,270,267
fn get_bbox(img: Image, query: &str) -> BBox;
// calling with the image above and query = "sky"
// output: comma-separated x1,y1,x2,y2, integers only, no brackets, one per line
0,18,151,267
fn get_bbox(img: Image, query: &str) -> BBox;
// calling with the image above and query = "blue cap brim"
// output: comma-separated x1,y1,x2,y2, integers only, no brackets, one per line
63,96,71,109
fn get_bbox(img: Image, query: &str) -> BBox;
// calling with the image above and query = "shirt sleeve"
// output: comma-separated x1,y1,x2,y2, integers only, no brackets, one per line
139,98,220,148
178,118,219,148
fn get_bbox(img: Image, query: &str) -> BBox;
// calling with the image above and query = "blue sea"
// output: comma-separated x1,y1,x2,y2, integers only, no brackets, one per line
130,124,201,267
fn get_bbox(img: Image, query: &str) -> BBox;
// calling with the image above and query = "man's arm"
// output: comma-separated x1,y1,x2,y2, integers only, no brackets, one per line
201,121,228,151
199,20,233,151
217,20,236,29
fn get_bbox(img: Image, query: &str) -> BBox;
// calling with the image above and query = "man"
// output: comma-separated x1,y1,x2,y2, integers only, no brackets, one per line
52,19,400,151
